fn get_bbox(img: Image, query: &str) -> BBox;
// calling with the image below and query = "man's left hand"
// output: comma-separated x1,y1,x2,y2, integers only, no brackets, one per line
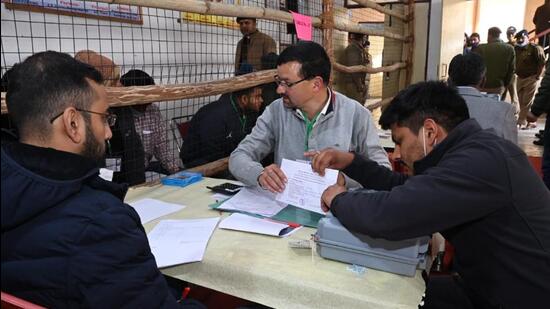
321,184,347,212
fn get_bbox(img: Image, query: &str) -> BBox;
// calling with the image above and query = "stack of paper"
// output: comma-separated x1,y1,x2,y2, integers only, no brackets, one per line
219,213,299,237
129,198,186,224
217,187,286,217
147,218,219,268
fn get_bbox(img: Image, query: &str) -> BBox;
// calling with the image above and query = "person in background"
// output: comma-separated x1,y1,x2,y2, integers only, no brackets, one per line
120,69,180,175
74,50,146,186
309,81,550,309
340,32,371,104
234,17,276,73
503,26,519,110
469,32,480,51
533,0,550,54
229,41,390,192
448,53,517,143
527,59,550,188
180,85,263,175
1,51,203,308
474,27,515,99
514,30,546,129
463,33,471,54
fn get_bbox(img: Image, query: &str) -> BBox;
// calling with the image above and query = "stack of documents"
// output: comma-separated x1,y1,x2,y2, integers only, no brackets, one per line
217,186,286,217
147,218,220,268
219,213,300,237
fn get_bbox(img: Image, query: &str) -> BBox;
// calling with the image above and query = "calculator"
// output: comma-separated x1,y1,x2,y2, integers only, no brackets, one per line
207,182,243,195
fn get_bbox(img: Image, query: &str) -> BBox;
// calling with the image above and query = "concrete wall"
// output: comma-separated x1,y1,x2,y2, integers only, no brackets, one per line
524,0,545,32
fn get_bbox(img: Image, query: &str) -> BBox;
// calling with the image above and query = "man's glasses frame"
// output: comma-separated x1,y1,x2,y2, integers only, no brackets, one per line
274,75,310,89
49,108,117,126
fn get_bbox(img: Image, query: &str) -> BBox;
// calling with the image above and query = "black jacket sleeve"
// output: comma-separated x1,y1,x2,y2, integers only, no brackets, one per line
331,146,509,241
71,203,179,309
531,59,550,116
343,154,408,190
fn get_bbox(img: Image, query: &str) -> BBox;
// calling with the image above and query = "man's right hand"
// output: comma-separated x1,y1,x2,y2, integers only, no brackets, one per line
258,164,287,193
304,148,355,176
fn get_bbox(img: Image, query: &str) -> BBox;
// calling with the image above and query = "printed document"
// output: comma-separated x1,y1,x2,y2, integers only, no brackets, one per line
276,159,338,214
218,187,286,217
129,198,185,224
147,218,219,268
219,213,300,237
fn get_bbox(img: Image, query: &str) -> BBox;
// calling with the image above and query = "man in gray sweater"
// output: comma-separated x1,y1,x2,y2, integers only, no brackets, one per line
448,53,518,144
229,41,390,192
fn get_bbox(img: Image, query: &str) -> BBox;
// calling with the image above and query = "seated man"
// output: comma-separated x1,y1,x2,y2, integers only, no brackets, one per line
1,51,202,308
75,50,146,186
229,41,390,192
120,69,180,175
180,86,263,170
309,81,550,308
448,53,517,143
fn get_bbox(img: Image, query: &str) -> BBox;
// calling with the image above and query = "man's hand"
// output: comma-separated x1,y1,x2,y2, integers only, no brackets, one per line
304,148,355,176
321,184,347,212
526,111,539,123
258,164,287,193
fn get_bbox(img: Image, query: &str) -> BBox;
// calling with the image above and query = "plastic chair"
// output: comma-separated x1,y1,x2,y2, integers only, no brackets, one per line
170,115,192,153
1,292,45,309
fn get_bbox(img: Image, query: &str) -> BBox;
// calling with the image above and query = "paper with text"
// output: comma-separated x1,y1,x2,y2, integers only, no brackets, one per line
291,11,312,41
219,213,299,237
217,187,286,217
129,198,185,224
147,218,219,268
276,159,338,214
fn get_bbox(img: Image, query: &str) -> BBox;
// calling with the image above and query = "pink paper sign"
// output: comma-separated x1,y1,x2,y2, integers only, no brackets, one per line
291,11,312,41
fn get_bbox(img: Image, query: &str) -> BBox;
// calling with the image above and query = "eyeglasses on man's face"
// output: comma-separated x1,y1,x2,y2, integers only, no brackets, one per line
274,75,309,89
49,108,117,126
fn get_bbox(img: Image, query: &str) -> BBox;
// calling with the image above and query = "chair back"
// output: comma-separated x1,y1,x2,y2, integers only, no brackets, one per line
1,292,45,309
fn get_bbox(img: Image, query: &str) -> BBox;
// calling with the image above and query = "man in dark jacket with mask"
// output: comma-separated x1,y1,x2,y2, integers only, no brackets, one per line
308,81,550,308
1,51,202,308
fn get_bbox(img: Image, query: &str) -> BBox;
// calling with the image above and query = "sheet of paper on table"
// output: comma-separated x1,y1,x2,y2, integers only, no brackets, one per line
276,158,338,214
217,186,286,217
219,213,300,237
129,198,186,224
147,218,219,268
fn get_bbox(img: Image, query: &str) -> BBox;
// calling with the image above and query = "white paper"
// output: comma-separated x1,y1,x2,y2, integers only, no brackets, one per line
276,159,338,214
129,198,185,224
219,213,298,237
212,193,232,203
218,187,286,217
147,218,219,268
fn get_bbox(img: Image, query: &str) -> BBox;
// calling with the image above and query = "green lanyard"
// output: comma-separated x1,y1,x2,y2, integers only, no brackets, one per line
230,95,247,133
301,110,320,151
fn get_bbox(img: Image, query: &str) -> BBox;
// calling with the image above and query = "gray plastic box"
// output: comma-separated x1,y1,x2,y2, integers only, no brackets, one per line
315,216,429,277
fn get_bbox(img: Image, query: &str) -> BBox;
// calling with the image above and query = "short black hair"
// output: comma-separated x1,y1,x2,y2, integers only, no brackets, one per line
6,51,103,139
488,27,502,38
233,86,260,100
261,52,278,70
277,41,331,86
236,17,256,23
514,29,528,39
120,69,155,86
470,32,480,39
379,81,469,133
448,53,486,87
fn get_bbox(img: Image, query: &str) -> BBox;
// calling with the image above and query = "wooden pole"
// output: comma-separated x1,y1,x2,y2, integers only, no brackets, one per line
365,96,394,111
322,0,335,85
92,0,407,41
351,0,408,21
405,0,415,86
333,62,407,74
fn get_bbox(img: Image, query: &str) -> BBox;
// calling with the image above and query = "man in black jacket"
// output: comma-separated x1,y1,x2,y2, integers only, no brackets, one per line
308,81,550,308
180,86,262,171
1,51,202,308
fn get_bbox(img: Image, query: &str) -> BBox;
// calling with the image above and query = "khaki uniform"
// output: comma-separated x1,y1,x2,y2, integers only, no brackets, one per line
515,43,546,125
340,41,371,104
